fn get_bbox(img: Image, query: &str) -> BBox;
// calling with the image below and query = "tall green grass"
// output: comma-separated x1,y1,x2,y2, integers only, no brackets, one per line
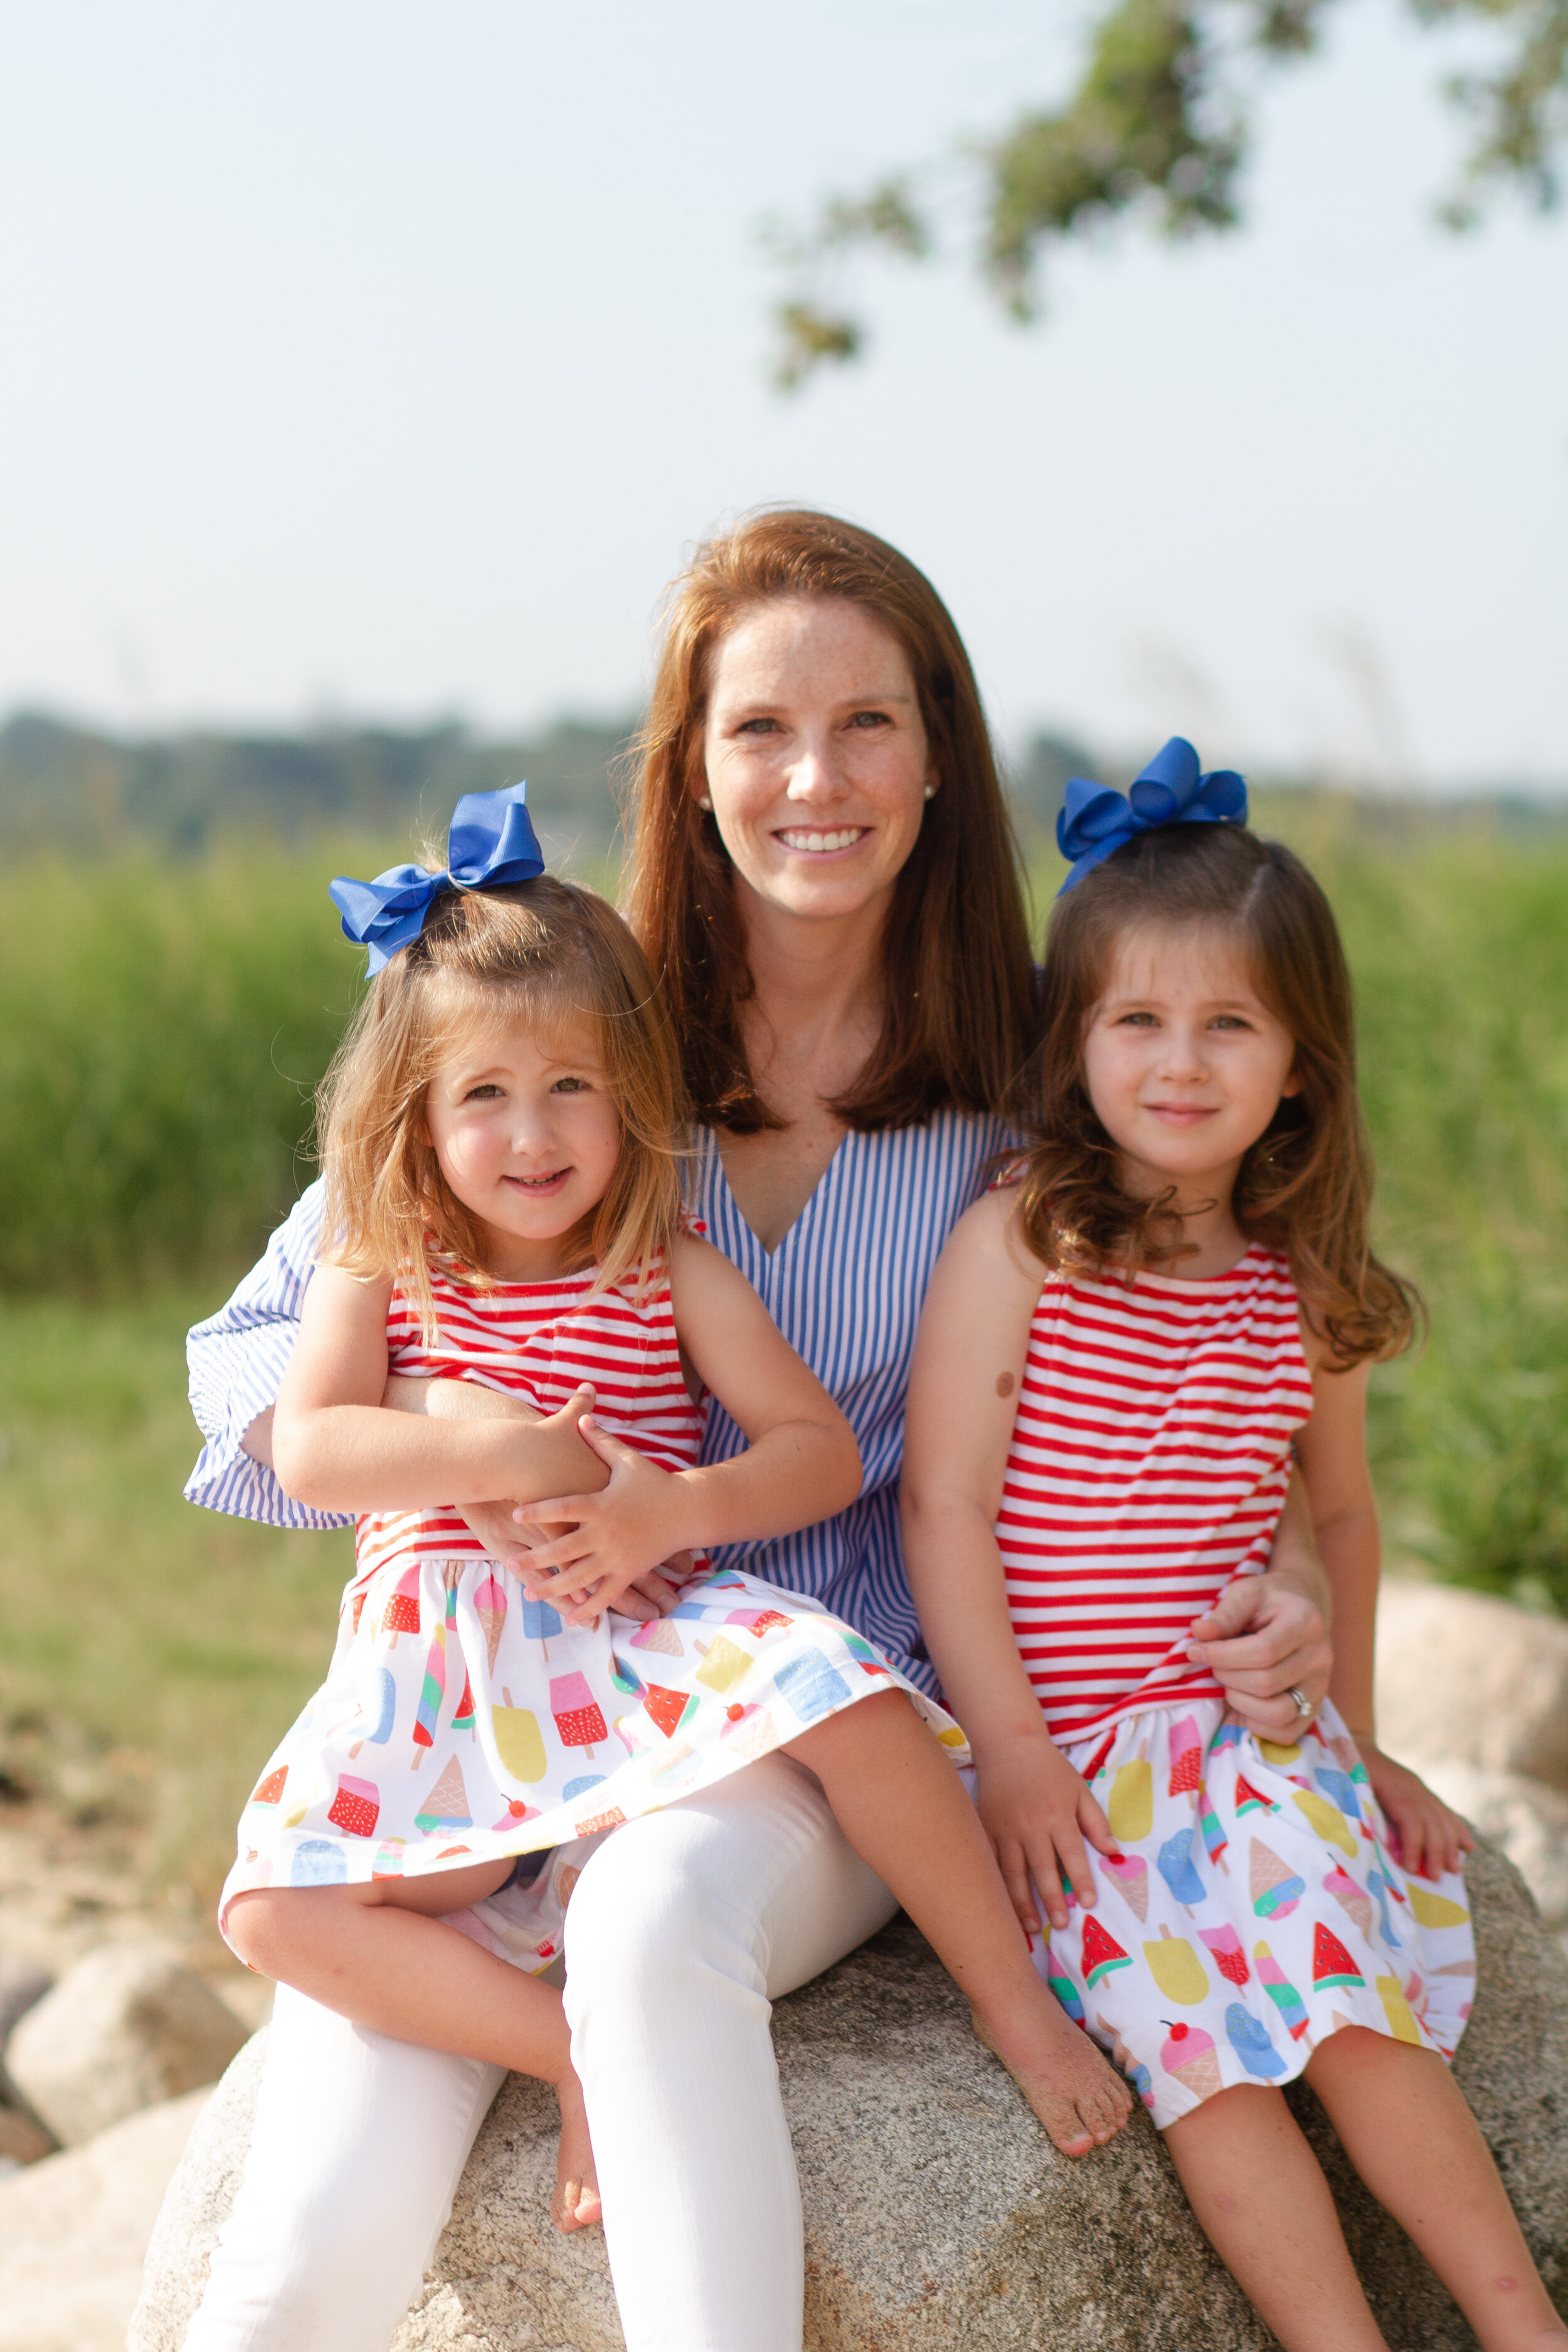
0,845,377,1291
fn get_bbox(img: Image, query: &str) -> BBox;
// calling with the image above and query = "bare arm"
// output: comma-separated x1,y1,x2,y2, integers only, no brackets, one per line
510,1234,862,1619
901,1193,1120,1934
270,1266,607,1515
1295,1345,1471,1877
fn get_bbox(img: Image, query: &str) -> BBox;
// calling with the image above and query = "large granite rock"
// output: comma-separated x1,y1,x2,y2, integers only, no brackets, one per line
0,2085,209,2352
6,1941,247,2148
132,1838,1566,2351
1376,1582,1568,1793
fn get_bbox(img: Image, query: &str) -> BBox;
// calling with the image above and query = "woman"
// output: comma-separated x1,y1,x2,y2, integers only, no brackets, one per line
183,510,1331,2352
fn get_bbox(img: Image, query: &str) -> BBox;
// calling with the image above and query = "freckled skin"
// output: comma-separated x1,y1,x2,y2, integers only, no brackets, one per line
995,1372,1014,1397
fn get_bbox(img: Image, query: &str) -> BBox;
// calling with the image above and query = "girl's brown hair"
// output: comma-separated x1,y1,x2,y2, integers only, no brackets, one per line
622,507,1037,1131
1014,823,1417,1365
317,877,686,1334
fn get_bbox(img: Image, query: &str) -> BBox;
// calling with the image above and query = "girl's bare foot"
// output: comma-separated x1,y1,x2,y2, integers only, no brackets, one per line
970,1998,1135,2159
550,2069,602,2233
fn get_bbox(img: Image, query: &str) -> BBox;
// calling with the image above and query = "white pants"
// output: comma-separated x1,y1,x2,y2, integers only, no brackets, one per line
184,1754,896,2352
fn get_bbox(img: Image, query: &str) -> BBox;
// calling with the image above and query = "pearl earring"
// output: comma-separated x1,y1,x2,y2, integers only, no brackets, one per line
923,784,936,800
697,795,712,811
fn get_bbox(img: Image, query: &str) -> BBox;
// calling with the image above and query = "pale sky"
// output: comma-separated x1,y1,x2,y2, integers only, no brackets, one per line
0,0,1563,786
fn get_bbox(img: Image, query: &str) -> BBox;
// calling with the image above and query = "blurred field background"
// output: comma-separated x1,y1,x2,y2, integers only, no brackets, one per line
0,746,1564,1908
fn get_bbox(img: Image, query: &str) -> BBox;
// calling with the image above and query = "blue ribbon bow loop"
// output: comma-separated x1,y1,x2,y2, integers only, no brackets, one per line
329,783,546,972
1054,737,1248,894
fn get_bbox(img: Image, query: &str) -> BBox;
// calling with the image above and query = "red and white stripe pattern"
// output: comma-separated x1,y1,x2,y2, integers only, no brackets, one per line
998,1243,1313,1745
356,1258,701,1584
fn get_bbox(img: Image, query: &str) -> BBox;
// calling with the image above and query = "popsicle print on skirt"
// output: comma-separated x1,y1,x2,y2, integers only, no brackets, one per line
1020,1698,1474,2131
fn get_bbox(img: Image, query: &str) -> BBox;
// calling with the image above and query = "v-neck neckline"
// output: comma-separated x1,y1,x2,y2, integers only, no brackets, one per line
707,1125,854,1263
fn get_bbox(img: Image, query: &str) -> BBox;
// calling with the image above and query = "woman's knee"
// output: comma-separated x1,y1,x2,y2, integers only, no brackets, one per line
225,1883,362,1978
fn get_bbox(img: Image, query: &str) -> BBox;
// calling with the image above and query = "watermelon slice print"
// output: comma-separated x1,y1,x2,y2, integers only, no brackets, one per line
1313,1920,1365,1992
1081,1915,1133,1989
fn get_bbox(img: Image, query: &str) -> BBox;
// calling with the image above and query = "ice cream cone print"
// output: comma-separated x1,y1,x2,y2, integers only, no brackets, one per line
475,1572,508,1673
1406,1883,1470,1929
492,1690,548,1783
1225,2001,1287,2079
1167,1715,1204,1798
327,1775,381,1838
1324,1865,1374,1941
563,1773,605,1803
1094,2013,1155,2108
1323,1733,1362,1777
1081,1916,1133,1989
771,1650,851,1727
1253,1942,1311,2041
1156,1827,1207,1910
250,1767,287,1806
1375,1972,1422,2044
1109,1758,1153,1843
556,1863,581,1909
522,1595,562,1654
490,1798,540,1831
1291,1789,1357,1859
1144,1924,1209,2005
1160,2021,1222,2100
1249,1838,1306,1921
694,1635,754,1697
630,1616,684,1656
381,1565,421,1645
549,1672,607,1759
1210,1719,1244,1754
1199,1924,1250,1988
415,1754,472,1835
1312,1921,1365,1992
719,1705,780,1763
1102,1854,1149,1921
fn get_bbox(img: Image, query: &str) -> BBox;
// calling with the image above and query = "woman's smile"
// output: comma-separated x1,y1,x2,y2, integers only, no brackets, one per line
773,825,871,856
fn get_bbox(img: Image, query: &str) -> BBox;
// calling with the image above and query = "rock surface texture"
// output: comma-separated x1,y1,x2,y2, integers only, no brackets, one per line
0,2086,209,2352
133,1836,1567,2352
1375,1581,1568,1791
8,1939,247,2146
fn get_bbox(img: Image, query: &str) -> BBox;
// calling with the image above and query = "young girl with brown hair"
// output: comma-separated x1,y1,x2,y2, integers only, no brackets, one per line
221,783,1133,2246
903,743,1565,2350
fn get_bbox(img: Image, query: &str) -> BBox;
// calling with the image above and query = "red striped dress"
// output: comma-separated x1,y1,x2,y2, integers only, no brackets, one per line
998,1242,1314,1748
354,1257,706,1596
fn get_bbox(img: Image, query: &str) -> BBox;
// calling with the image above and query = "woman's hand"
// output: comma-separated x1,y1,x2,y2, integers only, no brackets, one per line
973,1734,1121,1937
1185,1573,1332,1739
1359,1742,1475,1882
511,1418,693,1624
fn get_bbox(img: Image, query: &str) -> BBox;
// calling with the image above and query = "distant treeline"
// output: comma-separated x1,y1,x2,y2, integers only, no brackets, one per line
0,709,1098,857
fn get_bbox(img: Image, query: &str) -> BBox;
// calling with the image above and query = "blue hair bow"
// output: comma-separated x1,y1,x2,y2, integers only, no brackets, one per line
1055,737,1247,894
329,782,545,972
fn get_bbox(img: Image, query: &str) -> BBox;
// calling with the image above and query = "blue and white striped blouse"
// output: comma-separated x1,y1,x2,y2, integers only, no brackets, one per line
184,1109,1010,1695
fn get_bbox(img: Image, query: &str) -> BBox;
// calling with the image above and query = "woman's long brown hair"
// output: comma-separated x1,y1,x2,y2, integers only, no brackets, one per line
1014,824,1418,1365
622,507,1037,1131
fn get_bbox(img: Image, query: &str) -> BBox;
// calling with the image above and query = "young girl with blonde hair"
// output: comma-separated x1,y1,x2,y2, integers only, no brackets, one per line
221,783,1133,2241
903,743,1564,2350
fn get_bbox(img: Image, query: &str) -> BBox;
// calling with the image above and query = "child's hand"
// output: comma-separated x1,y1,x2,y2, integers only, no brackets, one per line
511,1418,691,1625
974,1735,1122,1937
1359,1741,1475,1882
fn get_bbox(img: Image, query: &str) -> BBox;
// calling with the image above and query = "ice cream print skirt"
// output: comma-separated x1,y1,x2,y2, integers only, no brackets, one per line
1029,1700,1475,2129
219,1555,966,1960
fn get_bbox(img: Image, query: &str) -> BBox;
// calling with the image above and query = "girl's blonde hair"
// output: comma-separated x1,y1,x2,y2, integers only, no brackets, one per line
1014,823,1418,1366
318,876,687,1333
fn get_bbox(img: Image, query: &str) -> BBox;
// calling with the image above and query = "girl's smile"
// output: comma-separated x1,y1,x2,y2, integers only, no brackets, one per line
1083,921,1300,1227
422,1015,621,1279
